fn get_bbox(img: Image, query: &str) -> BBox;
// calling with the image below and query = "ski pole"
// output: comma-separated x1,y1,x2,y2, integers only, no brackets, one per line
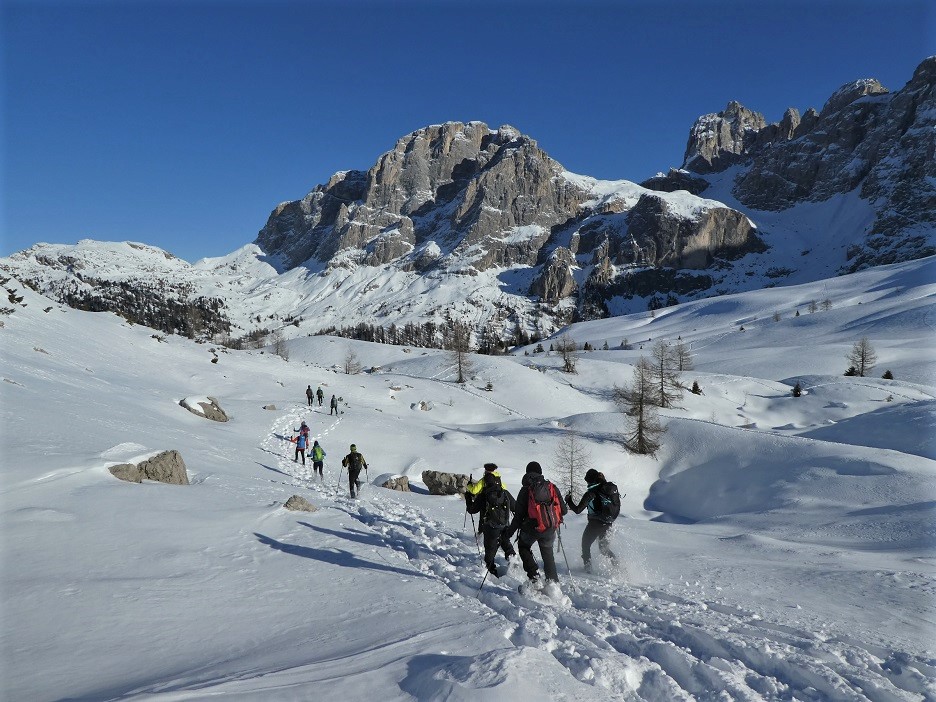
336,465,343,497
477,569,490,597
557,528,579,594
469,511,482,559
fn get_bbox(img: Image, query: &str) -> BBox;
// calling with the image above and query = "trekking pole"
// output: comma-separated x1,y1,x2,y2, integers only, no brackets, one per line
476,569,490,597
557,528,579,594
336,465,343,497
468,511,482,559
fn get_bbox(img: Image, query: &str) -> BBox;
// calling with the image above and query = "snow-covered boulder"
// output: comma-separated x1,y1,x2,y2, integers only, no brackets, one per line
108,450,190,485
381,476,410,492
283,495,317,512
180,396,229,422
422,470,470,495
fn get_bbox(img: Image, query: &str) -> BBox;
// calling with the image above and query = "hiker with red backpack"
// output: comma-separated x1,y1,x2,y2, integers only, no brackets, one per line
565,469,621,573
505,461,567,592
465,464,516,577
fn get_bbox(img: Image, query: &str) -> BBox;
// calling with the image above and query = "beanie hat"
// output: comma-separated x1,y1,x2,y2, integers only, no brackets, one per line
350,444,356,451
584,468,602,483
483,463,498,472
525,461,542,474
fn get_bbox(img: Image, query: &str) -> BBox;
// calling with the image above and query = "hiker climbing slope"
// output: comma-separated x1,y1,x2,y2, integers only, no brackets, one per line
465,464,516,577
506,461,566,592
341,444,367,498
566,469,621,573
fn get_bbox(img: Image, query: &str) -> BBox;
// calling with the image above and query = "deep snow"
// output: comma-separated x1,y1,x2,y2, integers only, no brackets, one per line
1,256,934,701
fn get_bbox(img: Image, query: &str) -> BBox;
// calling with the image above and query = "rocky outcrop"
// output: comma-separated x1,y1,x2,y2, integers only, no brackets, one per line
381,476,411,492
640,168,710,195
421,470,470,495
530,247,577,302
180,396,229,422
109,450,190,485
284,495,317,512
682,57,936,268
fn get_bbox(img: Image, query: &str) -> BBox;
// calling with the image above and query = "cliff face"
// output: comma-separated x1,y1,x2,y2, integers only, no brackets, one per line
671,57,936,270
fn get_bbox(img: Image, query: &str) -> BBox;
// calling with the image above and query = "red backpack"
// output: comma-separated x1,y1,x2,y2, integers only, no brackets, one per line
527,475,562,532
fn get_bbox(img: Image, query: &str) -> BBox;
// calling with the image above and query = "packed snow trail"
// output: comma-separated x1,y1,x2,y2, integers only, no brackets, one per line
265,406,934,701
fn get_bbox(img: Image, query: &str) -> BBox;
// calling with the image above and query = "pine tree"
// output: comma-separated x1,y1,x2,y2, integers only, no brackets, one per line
614,358,664,455
650,340,683,408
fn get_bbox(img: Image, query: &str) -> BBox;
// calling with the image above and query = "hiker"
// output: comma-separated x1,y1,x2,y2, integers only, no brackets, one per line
316,387,324,406
465,468,516,577
310,440,326,478
330,395,339,415
505,461,567,590
341,443,367,497
305,385,314,407
293,431,308,465
298,421,311,442
465,461,504,497
565,469,621,572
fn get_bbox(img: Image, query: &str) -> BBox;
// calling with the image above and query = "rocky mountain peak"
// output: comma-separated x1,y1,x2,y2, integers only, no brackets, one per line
682,101,767,174
819,78,888,117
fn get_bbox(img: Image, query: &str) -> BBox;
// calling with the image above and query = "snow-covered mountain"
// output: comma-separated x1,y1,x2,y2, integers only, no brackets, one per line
2,251,933,700
2,58,933,347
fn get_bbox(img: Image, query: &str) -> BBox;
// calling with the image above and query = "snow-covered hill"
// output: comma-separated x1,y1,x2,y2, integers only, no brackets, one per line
1,256,934,700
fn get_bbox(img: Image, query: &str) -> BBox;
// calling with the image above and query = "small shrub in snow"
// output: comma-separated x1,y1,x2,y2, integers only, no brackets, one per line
691,381,703,395
792,381,803,397
882,369,894,379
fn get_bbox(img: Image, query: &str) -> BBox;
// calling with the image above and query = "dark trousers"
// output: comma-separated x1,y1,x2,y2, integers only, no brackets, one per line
312,460,323,476
482,525,515,572
294,447,305,464
348,467,361,495
517,528,558,582
582,520,616,566
318,397,323,406
307,396,313,406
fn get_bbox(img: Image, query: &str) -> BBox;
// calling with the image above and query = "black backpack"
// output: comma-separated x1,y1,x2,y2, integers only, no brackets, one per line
348,452,363,471
593,481,621,523
482,476,511,529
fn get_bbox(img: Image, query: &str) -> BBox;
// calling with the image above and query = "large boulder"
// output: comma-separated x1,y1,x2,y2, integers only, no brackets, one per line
421,470,470,495
180,396,229,422
108,450,190,485
284,495,317,512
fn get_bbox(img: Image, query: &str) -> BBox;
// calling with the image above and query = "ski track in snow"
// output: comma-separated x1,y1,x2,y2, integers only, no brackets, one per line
262,405,935,702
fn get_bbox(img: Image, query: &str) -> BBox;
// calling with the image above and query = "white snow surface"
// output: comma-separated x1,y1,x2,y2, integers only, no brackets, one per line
2,256,935,701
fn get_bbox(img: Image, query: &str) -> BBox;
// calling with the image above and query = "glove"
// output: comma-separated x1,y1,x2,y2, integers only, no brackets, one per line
565,493,574,507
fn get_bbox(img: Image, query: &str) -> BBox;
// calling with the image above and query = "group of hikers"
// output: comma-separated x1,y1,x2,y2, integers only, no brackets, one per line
466,461,621,592
306,385,340,415
290,390,621,591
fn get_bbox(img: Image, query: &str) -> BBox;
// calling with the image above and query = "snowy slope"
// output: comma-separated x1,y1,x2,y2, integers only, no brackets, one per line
1,257,934,701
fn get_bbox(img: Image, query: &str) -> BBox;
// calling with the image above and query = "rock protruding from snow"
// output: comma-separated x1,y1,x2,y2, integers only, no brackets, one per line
108,450,190,485
381,476,411,492
421,470,470,495
180,396,229,422
283,495,317,512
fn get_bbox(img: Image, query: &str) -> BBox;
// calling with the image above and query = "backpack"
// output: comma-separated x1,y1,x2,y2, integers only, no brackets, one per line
593,481,621,523
527,475,562,532
312,446,325,461
482,476,511,530
347,452,363,471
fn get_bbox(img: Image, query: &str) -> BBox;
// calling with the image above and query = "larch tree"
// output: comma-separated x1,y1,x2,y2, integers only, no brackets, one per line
554,430,592,502
556,333,579,373
650,340,684,408
614,357,664,455
846,337,878,377
449,321,473,383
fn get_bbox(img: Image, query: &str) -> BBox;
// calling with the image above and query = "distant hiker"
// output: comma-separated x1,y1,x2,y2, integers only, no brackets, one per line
305,385,314,406
299,421,310,440
310,440,326,478
465,469,516,577
330,395,339,415
316,387,324,406
565,469,621,573
506,461,567,590
293,432,308,465
465,462,504,497
341,443,368,498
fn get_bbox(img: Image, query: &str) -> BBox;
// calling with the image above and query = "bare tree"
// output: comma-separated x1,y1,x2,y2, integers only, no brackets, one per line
556,333,578,373
554,430,592,502
650,340,683,408
673,340,693,372
614,358,664,455
344,348,361,375
449,321,473,383
271,330,289,361
808,300,818,314
846,337,877,377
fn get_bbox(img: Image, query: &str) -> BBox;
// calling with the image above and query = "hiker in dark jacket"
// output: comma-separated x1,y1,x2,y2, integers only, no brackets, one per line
330,395,339,415
465,469,516,576
505,461,567,587
566,468,619,572
341,444,367,497
316,387,324,406
305,385,314,406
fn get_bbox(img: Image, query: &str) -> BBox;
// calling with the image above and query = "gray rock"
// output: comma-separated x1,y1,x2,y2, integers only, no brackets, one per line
180,396,229,422
109,450,189,485
421,470,470,495
381,476,411,492
262,404,277,410
284,495,317,512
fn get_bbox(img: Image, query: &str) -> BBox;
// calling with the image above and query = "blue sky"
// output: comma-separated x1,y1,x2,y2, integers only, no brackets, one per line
2,0,933,262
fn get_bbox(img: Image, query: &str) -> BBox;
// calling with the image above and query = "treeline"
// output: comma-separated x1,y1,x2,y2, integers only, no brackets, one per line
317,320,541,354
